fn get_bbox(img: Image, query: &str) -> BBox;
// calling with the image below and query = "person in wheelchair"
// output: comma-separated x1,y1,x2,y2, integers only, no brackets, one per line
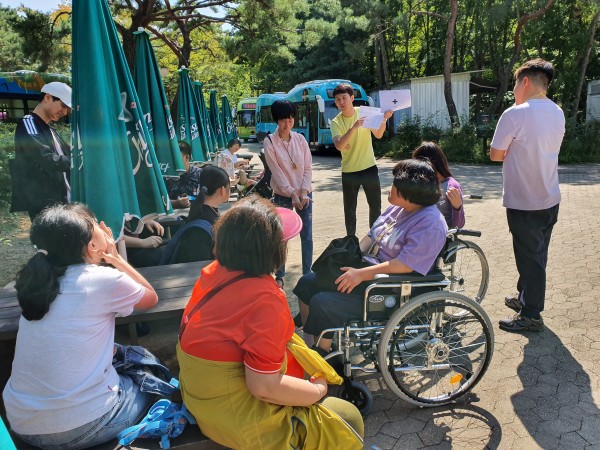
294,158,448,353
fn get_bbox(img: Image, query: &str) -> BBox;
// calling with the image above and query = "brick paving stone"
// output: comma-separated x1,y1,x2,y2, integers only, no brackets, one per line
418,419,450,446
379,417,427,438
579,416,600,445
364,432,399,450
390,432,424,449
363,410,390,437
560,431,592,449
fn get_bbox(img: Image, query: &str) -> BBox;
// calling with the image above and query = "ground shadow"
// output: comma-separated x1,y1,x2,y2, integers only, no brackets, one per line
512,327,600,449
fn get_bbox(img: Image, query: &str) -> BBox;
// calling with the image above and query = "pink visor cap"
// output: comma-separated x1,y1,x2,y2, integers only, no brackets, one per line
276,207,302,242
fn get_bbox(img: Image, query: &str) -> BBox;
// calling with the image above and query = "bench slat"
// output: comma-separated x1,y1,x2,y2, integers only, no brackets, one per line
0,261,210,341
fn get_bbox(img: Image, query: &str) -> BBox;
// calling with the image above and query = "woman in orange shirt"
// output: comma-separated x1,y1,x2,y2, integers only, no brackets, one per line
176,196,363,449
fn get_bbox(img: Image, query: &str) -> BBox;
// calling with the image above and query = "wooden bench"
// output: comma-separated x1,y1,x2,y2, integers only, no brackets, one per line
0,260,210,344
9,424,226,449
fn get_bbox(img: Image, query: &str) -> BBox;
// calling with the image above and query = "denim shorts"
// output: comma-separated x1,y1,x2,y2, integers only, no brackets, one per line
14,375,153,450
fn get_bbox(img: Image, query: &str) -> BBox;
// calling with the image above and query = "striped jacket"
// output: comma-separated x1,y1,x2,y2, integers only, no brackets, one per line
10,113,71,215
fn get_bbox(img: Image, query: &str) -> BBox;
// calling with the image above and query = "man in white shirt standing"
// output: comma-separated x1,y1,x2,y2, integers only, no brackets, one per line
490,59,565,332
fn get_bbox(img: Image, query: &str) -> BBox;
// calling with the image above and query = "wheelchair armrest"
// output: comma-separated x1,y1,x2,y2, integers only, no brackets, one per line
372,270,445,284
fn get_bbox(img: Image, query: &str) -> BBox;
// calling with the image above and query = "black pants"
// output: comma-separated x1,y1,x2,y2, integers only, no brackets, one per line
506,204,559,319
341,165,381,236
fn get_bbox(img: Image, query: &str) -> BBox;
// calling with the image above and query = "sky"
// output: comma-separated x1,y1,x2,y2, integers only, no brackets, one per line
1,0,65,12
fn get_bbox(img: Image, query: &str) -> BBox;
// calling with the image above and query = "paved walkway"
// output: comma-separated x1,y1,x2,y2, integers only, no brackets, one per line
277,149,600,449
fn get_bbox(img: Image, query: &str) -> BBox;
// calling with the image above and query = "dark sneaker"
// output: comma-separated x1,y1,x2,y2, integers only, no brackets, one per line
499,314,544,332
504,295,522,313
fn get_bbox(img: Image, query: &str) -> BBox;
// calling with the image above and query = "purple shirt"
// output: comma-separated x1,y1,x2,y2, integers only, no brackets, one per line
438,177,465,228
365,205,448,275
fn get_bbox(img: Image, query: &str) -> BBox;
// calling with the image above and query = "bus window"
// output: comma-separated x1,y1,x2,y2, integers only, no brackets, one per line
326,88,361,99
261,108,274,123
296,103,307,128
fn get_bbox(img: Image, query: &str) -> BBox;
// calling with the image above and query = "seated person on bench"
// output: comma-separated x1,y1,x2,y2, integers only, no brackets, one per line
123,218,165,268
293,159,448,353
177,197,364,449
166,141,203,209
160,165,230,264
218,139,255,190
223,138,250,169
3,204,158,449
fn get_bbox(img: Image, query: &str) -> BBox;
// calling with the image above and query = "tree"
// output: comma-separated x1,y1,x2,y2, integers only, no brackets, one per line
8,5,71,72
571,7,600,119
0,6,28,71
410,0,460,127
109,0,278,70
443,0,459,127
489,0,556,115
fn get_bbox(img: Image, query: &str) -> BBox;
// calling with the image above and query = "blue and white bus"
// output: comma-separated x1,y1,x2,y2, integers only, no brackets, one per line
255,92,287,142
0,70,71,122
286,79,372,151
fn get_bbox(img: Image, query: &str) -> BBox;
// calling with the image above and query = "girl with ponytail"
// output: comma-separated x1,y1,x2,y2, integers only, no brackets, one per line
166,165,230,264
3,203,159,449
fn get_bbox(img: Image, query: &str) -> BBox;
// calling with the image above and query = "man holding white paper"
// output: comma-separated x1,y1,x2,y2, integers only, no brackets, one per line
330,83,393,236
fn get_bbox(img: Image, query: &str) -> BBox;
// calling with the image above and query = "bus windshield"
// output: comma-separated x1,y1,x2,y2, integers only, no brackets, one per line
237,110,255,127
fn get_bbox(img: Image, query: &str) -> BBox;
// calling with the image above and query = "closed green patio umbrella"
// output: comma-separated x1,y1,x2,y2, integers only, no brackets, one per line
133,28,184,177
209,89,227,150
175,67,210,162
71,0,173,240
221,94,238,142
193,81,217,154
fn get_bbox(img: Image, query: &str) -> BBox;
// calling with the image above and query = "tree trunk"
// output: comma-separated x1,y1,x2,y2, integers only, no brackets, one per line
378,26,391,89
571,9,600,120
490,0,555,115
443,0,459,128
121,28,136,72
179,21,193,68
374,35,383,88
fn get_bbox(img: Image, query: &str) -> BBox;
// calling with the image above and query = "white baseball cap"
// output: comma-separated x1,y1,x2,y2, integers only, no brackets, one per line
41,82,72,109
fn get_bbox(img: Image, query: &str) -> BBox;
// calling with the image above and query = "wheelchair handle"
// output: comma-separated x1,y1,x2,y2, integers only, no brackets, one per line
453,229,482,237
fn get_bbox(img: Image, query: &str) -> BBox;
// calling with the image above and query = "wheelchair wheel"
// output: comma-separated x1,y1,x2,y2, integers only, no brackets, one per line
336,380,373,415
377,291,493,407
442,241,489,318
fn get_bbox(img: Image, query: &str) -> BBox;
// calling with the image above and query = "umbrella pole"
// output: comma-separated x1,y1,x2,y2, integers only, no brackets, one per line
117,239,128,261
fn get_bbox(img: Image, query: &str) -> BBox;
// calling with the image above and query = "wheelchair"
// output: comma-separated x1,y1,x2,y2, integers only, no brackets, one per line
442,228,489,305
316,229,494,414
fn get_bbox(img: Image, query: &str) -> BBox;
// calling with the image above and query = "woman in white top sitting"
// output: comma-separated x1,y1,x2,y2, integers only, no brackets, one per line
3,203,158,449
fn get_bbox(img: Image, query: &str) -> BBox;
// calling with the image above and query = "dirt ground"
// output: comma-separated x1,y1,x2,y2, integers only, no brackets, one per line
0,212,33,289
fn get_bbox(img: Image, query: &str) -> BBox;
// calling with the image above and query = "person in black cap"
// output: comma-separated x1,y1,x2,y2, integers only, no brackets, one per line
10,81,72,220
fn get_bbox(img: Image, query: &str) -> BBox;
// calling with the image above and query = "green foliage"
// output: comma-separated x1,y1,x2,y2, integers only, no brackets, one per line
439,122,483,162
379,118,485,163
0,7,29,71
379,115,600,165
560,119,600,163
0,123,16,209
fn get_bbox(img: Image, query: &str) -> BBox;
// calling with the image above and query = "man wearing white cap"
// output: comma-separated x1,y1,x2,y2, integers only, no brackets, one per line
10,81,72,220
